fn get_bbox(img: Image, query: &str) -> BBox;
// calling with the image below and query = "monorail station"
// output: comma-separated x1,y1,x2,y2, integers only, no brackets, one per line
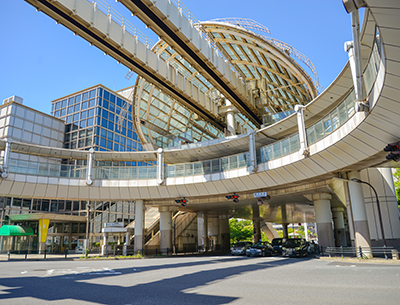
1,0,400,257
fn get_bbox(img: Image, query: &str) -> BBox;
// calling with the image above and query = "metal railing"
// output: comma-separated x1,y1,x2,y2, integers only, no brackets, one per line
323,246,399,260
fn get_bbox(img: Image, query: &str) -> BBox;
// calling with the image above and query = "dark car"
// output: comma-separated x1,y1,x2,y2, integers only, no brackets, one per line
282,238,308,257
231,241,253,255
246,242,273,257
271,238,287,255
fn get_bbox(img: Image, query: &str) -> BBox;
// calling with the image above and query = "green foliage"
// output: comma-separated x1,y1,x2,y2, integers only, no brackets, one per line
230,218,253,244
229,218,270,245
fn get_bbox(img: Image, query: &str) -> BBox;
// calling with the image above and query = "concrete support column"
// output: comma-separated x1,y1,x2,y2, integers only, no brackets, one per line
101,233,107,255
123,231,130,256
348,171,372,253
252,205,261,242
313,193,335,248
208,216,219,251
159,206,172,254
219,215,230,252
197,213,205,251
282,224,289,239
134,200,144,253
204,214,209,251
303,222,309,241
332,207,346,247
225,100,236,136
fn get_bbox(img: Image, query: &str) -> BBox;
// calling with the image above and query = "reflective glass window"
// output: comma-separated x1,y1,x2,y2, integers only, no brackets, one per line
82,101,88,110
87,118,94,127
61,99,67,108
67,106,73,114
100,138,106,148
82,92,89,101
109,94,115,103
107,131,113,141
114,143,119,151
114,134,119,143
74,104,80,112
88,108,94,117
97,87,103,97
73,114,79,122
100,128,107,138
80,119,86,128
55,102,61,110
68,97,75,106
107,140,112,150
102,109,108,120
55,110,60,117
90,89,96,99
109,103,115,113
81,111,87,120
89,98,95,108
108,121,114,131
60,109,66,117
101,118,107,128
103,90,110,101
117,97,122,107
75,95,81,103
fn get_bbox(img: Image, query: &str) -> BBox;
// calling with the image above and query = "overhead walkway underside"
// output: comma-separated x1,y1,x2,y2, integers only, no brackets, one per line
26,0,226,131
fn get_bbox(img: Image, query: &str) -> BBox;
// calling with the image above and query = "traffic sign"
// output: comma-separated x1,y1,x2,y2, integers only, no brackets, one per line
254,192,267,198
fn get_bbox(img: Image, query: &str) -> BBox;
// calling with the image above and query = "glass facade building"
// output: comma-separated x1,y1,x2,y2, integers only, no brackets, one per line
51,84,152,165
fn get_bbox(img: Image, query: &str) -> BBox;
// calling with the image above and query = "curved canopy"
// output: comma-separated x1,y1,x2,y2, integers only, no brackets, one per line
0,225,34,236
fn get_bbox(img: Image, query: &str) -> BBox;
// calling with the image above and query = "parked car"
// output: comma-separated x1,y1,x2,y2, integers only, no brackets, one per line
306,240,318,254
231,241,253,255
271,238,287,255
282,238,308,257
246,242,273,257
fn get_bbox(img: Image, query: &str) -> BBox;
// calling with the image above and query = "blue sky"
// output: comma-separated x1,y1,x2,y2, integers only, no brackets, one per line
1,0,354,115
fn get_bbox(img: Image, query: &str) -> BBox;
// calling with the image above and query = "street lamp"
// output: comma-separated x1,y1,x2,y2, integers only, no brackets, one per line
173,212,186,255
351,178,387,246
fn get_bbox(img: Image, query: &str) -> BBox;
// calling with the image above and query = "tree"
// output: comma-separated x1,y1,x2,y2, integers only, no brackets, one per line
229,218,253,245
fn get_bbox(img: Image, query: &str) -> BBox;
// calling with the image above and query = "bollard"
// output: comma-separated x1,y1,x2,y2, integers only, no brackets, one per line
340,246,343,258
7,249,10,261
358,246,362,259
383,245,388,260
44,249,47,260
392,250,399,260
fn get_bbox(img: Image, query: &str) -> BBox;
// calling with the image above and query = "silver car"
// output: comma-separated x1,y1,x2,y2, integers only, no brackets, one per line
231,241,252,255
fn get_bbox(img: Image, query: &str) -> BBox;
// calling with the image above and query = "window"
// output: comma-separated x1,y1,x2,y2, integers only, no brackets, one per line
89,99,96,108
55,102,61,110
82,92,89,101
81,111,87,120
61,99,67,108
73,114,79,122
82,101,88,110
87,118,94,127
74,104,80,112
88,108,94,117
90,89,96,99
68,97,75,106
67,106,73,114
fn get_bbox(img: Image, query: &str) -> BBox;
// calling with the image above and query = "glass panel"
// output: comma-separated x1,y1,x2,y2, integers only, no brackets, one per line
238,154,247,168
262,146,273,162
202,161,211,174
212,160,221,173
229,156,238,169
185,164,193,176
281,138,290,156
290,134,299,153
176,164,184,177
221,157,229,171
323,116,332,135
193,162,203,175
307,126,316,145
314,121,324,141
273,142,281,159
338,101,347,125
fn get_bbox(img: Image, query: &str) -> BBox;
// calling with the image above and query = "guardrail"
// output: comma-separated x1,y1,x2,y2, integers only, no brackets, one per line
323,246,399,260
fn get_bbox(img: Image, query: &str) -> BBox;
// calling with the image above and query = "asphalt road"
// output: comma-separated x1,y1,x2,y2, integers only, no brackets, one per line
0,255,399,304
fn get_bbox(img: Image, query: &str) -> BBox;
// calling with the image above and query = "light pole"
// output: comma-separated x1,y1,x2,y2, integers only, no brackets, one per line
351,178,387,247
173,212,186,255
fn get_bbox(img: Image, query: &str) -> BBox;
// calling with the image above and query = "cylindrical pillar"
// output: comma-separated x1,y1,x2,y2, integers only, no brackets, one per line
134,200,144,253
226,100,236,136
101,233,107,256
208,216,219,251
348,171,372,254
219,215,230,252
253,205,261,242
197,213,205,251
204,214,209,251
159,206,172,254
282,224,289,239
313,193,335,248
332,207,346,247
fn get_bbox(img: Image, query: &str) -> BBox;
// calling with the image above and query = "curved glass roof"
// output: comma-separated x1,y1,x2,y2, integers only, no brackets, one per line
133,19,317,149
200,20,317,115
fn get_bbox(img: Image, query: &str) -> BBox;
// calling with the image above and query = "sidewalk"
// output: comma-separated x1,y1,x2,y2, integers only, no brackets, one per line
319,256,400,265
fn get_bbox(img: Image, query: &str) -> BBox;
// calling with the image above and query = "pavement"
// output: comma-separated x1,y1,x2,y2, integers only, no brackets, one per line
2,252,400,265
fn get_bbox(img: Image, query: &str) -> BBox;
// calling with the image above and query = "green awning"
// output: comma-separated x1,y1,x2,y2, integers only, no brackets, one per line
0,225,34,236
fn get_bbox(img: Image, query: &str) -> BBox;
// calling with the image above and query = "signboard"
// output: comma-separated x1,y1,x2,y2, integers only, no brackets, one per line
104,222,124,228
254,192,267,198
